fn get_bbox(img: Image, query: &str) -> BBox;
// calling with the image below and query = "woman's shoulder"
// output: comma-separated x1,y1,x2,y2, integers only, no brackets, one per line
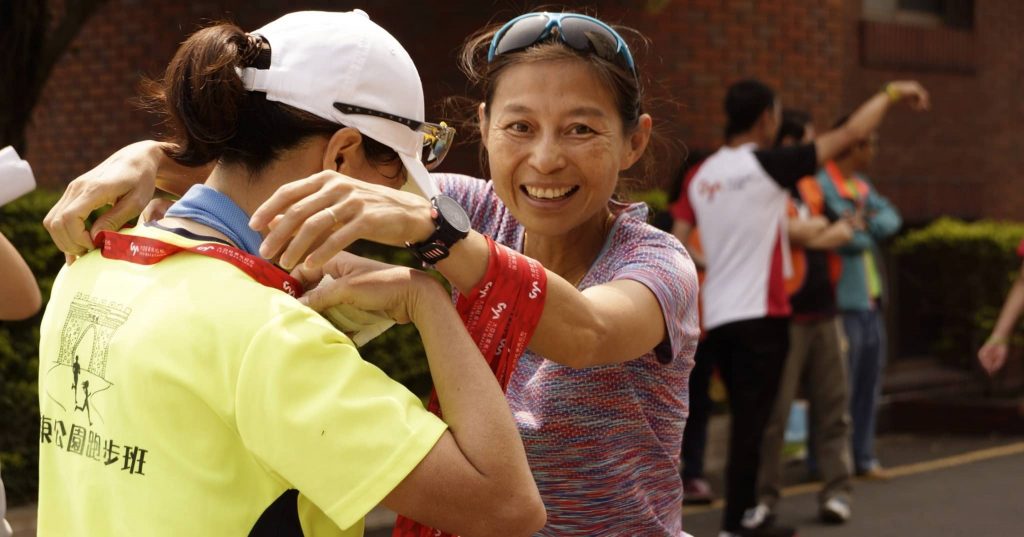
614,203,688,256
433,173,492,199
598,204,695,281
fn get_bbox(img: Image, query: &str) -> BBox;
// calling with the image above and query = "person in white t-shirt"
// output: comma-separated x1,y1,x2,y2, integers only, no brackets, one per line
689,79,928,537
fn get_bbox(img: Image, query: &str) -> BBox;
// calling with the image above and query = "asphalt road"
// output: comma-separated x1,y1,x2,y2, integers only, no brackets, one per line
681,439,1024,537
11,434,1024,536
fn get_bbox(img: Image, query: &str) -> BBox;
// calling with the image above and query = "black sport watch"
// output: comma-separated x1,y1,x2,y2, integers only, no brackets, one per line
407,195,471,265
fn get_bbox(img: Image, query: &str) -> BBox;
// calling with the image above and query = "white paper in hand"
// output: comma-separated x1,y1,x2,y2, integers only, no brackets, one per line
0,146,35,208
316,274,396,347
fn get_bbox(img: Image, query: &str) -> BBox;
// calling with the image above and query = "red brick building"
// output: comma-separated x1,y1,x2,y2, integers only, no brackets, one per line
25,0,1018,223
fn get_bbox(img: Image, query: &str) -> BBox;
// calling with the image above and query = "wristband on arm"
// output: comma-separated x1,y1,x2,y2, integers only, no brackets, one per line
882,82,901,103
986,335,1008,345
393,236,547,537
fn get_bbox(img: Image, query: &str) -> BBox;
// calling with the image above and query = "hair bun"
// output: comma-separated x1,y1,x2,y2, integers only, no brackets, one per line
239,32,268,68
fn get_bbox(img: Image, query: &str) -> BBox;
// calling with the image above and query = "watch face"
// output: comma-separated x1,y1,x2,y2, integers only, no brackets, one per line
436,195,471,234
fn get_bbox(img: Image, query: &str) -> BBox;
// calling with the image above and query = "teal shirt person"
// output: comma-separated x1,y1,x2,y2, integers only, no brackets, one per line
816,162,902,311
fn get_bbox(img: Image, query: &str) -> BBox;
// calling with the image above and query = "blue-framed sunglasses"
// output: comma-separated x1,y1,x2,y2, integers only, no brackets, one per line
487,12,636,78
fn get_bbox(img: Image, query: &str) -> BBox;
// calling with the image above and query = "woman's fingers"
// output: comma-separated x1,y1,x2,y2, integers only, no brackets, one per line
250,173,331,230
44,186,94,256
302,223,370,270
256,181,346,260
89,190,148,238
290,261,326,290
253,170,432,267
298,278,346,312
276,206,345,269
296,256,417,325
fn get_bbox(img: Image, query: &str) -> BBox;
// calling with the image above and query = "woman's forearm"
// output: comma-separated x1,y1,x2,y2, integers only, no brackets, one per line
0,232,41,320
411,284,533,485
990,276,1024,341
437,237,665,368
435,233,603,367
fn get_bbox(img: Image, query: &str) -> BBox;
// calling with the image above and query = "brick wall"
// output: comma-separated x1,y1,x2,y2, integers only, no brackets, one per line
843,1,1024,222
25,0,850,195
31,0,1013,224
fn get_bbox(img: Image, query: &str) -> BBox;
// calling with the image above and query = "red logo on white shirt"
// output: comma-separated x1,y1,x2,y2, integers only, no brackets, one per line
699,181,722,202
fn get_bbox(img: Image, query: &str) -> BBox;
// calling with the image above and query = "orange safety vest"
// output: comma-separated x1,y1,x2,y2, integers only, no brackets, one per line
785,177,842,297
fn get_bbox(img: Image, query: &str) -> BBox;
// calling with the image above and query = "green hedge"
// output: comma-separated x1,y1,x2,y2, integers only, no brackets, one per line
0,194,432,505
892,217,1024,368
629,188,669,213
0,190,64,505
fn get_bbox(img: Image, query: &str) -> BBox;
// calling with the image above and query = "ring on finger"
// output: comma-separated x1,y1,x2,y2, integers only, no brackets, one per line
325,206,340,226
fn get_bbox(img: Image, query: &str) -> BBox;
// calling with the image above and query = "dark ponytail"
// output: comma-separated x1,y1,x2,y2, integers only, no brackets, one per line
140,22,343,173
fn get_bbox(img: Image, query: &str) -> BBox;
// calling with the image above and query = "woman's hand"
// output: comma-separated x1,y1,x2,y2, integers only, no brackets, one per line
250,170,435,270
977,339,1009,376
292,251,442,326
44,141,165,261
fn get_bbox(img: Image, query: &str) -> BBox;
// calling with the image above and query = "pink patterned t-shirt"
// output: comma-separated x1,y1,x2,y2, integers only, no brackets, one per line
436,174,700,536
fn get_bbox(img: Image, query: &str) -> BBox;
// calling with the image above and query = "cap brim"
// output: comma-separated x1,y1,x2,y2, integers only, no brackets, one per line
398,153,439,199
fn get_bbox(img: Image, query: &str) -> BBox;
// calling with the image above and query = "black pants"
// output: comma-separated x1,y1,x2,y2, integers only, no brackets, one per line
703,317,790,531
682,341,714,479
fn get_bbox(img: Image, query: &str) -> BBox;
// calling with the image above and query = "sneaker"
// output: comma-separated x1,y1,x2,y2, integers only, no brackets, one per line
820,496,851,524
683,477,715,505
855,462,889,481
740,503,775,529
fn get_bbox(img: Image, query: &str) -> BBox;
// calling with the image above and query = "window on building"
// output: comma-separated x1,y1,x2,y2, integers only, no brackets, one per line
864,0,974,29
860,0,976,73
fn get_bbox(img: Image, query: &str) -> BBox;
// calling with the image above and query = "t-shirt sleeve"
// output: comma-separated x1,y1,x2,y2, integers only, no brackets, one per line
669,193,695,224
434,173,501,234
753,144,818,189
235,307,447,531
608,227,700,364
669,165,702,224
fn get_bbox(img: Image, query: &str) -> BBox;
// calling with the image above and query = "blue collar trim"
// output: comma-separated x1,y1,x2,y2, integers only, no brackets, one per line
163,185,263,256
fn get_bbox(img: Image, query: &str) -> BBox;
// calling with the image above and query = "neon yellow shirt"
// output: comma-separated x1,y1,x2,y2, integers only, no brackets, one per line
844,176,882,300
37,225,446,536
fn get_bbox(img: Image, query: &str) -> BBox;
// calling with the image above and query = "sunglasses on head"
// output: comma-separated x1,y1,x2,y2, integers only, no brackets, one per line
333,102,455,170
487,12,636,78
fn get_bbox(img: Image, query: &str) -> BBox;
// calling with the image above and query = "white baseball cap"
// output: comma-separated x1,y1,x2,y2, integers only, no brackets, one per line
237,10,444,198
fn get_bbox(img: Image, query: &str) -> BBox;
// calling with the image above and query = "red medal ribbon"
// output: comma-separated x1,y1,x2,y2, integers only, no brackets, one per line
393,236,547,537
93,230,303,297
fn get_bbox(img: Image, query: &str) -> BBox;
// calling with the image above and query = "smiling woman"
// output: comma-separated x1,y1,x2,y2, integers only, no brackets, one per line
41,9,699,537
397,18,699,534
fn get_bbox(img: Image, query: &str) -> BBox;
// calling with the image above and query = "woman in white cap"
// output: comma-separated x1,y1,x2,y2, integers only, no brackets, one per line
46,10,699,536
36,11,543,537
